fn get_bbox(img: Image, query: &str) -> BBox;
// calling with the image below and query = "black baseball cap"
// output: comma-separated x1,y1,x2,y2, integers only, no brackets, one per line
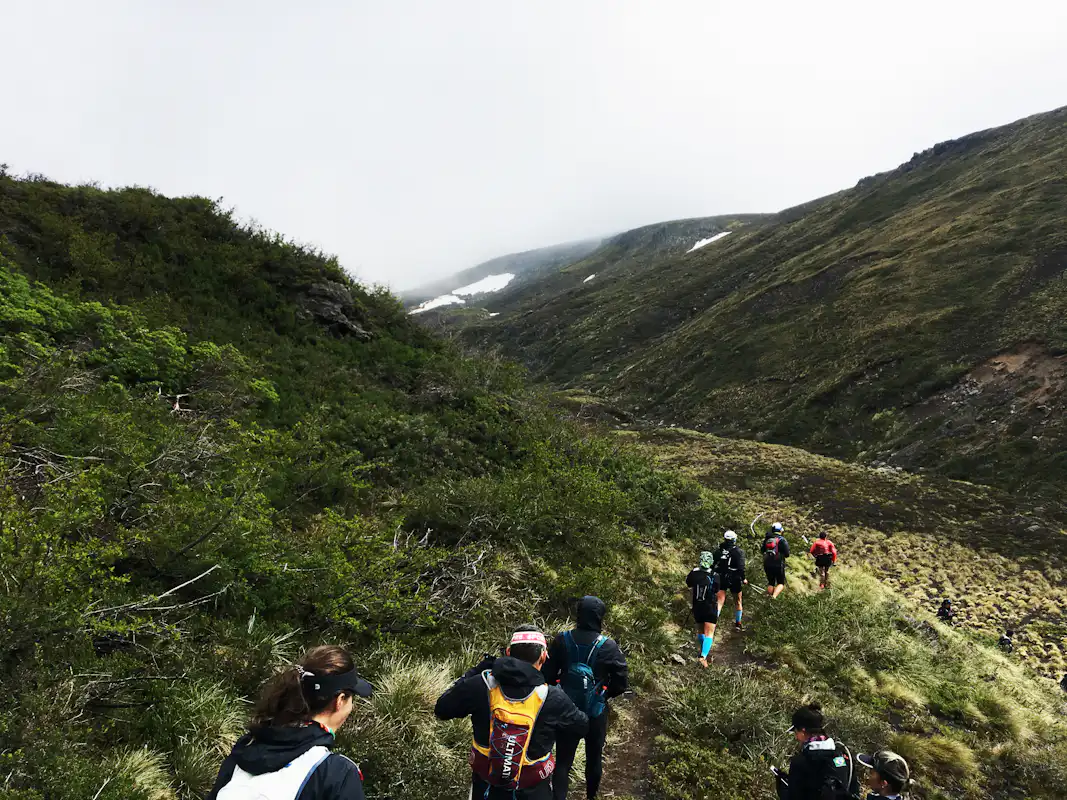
858,750,910,788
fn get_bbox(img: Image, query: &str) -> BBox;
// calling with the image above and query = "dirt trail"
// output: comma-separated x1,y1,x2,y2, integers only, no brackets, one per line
599,598,766,797
599,697,659,799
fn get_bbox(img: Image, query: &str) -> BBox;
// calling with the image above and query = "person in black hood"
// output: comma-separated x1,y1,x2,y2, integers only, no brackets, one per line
435,624,588,800
543,596,629,800
774,702,860,800
207,644,373,800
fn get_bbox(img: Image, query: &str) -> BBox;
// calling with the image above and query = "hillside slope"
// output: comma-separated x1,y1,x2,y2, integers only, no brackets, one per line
3,172,1066,800
459,106,1067,496
399,238,603,307
0,173,718,799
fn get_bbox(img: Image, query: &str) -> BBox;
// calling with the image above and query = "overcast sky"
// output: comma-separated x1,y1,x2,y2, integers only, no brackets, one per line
3,2,1066,290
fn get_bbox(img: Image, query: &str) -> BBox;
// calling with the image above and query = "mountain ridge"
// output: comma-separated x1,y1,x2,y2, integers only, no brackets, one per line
435,105,1067,497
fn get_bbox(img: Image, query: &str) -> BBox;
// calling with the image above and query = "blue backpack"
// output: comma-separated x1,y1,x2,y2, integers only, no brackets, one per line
560,631,607,718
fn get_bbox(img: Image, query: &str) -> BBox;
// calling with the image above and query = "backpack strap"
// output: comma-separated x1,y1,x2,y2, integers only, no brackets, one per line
840,743,854,797
563,630,580,665
585,635,606,669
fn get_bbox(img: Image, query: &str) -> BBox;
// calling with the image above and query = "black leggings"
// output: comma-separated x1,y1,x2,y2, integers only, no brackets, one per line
472,775,552,800
553,709,609,800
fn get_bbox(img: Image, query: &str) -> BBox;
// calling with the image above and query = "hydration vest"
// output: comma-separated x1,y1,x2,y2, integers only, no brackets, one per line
469,671,554,790
216,746,330,800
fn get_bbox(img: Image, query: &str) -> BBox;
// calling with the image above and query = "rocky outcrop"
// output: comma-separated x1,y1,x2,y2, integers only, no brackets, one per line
297,281,372,340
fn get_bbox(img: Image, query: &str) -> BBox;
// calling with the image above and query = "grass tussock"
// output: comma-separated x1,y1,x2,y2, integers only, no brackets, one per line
652,569,1067,800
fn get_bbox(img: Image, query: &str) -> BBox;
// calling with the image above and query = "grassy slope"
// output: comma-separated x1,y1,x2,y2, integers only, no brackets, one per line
459,106,1067,496
619,425,1067,800
634,426,1067,676
415,213,769,326
3,172,1065,800
0,174,721,800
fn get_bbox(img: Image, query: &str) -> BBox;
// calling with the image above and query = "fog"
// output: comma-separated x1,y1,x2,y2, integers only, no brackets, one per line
3,1,1066,290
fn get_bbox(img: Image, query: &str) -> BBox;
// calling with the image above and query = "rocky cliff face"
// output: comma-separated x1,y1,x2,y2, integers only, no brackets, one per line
298,281,373,339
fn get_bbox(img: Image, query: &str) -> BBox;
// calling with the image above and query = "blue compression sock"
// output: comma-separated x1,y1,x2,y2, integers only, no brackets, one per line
735,610,743,623
701,635,713,657
697,634,704,651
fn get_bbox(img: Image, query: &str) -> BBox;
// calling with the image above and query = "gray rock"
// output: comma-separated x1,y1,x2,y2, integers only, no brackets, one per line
298,281,372,340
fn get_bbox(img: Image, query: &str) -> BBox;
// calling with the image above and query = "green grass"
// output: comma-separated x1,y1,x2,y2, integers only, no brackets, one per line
4,165,1067,800
650,573,1067,800
452,106,1067,498
637,426,1067,679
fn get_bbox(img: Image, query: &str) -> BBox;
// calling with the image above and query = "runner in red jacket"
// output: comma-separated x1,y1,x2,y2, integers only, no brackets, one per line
808,533,838,590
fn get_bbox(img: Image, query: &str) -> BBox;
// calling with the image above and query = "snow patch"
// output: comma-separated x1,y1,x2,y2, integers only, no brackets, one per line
583,273,596,283
409,272,516,315
453,272,515,296
410,294,464,314
488,312,500,317
687,231,732,252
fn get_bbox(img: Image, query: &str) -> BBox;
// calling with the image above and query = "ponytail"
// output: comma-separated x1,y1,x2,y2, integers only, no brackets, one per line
251,645,355,729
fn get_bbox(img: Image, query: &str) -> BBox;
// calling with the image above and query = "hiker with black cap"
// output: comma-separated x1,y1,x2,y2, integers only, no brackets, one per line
998,630,1015,653
763,522,791,599
435,624,588,800
714,530,748,631
857,750,911,799
544,597,629,800
687,551,721,667
207,644,373,800
773,702,861,800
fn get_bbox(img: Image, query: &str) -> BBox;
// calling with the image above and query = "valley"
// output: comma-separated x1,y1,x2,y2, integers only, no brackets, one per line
3,106,1067,800
413,106,1067,501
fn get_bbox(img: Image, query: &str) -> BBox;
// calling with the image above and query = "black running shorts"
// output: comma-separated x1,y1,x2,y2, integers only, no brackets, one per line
764,561,786,586
719,574,744,594
693,604,719,624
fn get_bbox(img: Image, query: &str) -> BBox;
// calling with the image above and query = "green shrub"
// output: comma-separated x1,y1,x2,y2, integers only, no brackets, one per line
649,738,774,800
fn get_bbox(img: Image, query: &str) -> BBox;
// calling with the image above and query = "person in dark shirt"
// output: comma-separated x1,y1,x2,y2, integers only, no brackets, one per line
762,522,791,599
715,530,748,631
543,596,629,800
207,644,373,800
435,625,587,800
774,702,860,800
686,551,721,667
936,599,955,625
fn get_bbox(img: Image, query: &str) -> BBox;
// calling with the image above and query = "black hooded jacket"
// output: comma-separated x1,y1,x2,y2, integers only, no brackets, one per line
543,596,629,699
778,736,860,800
434,655,588,762
207,721,364,800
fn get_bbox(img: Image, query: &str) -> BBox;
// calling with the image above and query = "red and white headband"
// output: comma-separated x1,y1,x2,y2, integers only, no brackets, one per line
510,630,547,648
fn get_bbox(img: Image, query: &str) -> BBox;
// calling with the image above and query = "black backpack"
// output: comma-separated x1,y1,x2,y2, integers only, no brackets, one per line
715,545,734,574
691,570,715,605
816,743,858,800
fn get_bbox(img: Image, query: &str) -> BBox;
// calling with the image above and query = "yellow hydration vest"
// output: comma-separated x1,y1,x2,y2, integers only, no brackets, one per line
470,670,553,788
